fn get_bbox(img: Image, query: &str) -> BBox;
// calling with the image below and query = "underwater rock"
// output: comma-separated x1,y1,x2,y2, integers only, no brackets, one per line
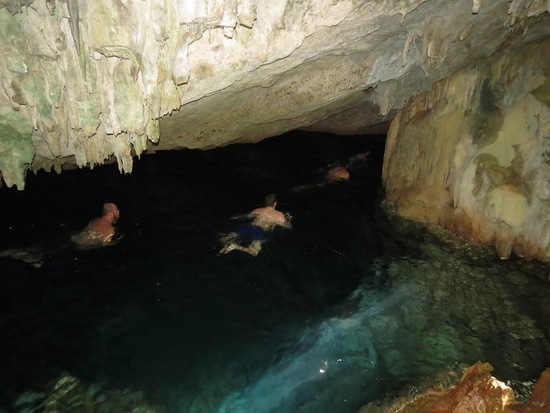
507,367,550,412
358,362,529,413
356,214,548,398
0,247,44,268
11,373,164,413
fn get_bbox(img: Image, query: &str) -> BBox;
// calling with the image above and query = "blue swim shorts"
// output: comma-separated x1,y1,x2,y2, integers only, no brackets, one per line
234,225,268,244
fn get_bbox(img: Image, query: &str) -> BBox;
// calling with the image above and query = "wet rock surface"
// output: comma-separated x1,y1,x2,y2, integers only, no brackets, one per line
10,373,164,413
358,363,550,413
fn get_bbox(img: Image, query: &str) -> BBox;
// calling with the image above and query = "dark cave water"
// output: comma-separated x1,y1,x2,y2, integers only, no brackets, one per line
0,132,548,413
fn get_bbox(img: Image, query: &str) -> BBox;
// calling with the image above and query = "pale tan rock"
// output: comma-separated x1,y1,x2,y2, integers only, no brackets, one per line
383,40,550,262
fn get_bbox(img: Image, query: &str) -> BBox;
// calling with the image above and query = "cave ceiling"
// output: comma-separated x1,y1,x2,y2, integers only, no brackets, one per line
0,0,548,189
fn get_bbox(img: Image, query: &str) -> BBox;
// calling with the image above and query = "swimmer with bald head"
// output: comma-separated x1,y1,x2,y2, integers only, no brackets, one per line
71,202,120,247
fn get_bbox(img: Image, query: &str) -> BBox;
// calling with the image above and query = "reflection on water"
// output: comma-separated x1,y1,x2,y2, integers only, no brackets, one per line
0,132,548,413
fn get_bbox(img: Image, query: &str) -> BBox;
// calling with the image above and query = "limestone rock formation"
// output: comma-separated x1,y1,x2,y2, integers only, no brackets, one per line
0,0,549,189
383,40,550,261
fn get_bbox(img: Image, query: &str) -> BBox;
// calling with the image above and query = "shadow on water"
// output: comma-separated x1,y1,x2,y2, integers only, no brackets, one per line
0,131,548,412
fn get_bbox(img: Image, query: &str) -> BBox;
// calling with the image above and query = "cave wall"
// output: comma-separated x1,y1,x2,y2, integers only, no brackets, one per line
383,39,550,261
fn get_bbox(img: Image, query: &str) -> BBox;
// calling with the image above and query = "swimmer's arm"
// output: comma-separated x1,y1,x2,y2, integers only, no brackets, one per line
279,213,293,229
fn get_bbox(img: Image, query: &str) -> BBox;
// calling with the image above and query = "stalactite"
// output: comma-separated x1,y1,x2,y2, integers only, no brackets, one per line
171,35,190,85
94,46,142,82
237,0,257,28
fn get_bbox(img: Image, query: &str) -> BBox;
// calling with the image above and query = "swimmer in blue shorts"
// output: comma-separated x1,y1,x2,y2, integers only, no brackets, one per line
219,194,291,256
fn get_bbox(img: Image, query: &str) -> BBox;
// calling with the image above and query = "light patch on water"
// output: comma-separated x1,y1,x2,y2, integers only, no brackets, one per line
217,312,377,413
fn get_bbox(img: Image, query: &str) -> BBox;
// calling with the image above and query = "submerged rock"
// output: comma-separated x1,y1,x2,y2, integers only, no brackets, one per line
0,247,44,268
12,373,164,413
507,367,550,412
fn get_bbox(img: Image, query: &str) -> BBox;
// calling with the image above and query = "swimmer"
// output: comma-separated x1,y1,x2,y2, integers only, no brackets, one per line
71,202,120,247
325,165,350,181
346,151,370,173
249,193,292,230
348,151,370,164
292,164,351,192
219,194,291,256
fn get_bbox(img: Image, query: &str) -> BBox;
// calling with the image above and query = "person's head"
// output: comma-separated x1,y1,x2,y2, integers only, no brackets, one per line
264,193,277,208
102,203,120,223
328,166,350,180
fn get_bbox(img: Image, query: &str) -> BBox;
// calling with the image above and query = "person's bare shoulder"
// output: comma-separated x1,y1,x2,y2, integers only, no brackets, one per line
87,217,114,235
250,206,269,216
270,209,287,224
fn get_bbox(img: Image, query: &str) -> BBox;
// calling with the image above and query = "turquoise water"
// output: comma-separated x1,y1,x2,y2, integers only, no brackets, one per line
0,132,548,412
